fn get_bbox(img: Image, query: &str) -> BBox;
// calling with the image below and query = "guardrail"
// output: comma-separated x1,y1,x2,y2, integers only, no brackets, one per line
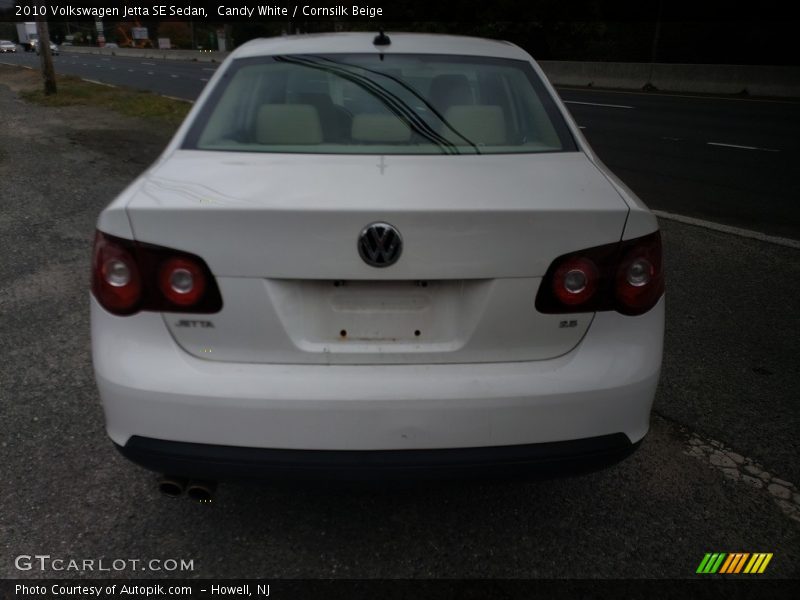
539,60,800,98
61,46,230,63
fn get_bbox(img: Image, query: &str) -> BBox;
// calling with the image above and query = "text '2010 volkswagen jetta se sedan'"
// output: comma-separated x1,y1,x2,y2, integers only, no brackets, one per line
91,32,664,491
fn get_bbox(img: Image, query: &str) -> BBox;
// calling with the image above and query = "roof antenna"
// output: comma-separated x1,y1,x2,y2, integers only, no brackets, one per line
373,29,391,47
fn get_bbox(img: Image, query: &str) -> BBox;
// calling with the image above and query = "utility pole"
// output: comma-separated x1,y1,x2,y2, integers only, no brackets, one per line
35,10,57,95
646,0,664,89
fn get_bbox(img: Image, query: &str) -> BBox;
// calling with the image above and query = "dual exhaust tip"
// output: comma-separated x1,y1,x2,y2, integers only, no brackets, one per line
158,476,216,502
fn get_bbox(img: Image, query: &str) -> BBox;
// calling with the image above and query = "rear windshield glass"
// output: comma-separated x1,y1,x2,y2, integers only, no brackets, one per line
183,53,577,155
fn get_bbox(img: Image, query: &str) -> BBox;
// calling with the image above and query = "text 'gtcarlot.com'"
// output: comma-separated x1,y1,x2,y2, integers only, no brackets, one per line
14,554,195,572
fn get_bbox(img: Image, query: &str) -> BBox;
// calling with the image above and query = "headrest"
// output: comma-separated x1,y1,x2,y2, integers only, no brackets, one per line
428,74,474,111
444,105,507,146
255,104,323,145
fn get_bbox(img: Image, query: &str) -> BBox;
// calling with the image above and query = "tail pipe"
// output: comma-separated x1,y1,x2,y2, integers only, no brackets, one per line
186,480,217,503
158,475,187,498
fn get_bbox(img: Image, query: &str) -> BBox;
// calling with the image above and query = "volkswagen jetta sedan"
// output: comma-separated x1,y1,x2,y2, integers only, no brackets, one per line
91,33,664,487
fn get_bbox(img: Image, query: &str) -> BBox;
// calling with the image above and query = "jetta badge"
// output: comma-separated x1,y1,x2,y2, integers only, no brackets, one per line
358,222,403,268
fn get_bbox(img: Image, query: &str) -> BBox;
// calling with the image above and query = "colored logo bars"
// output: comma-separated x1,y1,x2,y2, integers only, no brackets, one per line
696,553,773,574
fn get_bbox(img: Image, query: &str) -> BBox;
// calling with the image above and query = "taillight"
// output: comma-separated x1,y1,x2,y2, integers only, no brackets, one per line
92,233,142,315
552,257,599,306
536,231,664,316
91,231,222,316
615,232,663,315
158,257,207,306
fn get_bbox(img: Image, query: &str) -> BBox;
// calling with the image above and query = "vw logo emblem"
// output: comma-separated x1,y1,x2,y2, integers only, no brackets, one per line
358,222,403,268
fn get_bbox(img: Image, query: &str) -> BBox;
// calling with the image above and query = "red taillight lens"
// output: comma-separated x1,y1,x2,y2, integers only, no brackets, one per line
91,231,222,316
92,232,142,315
536,231,664,316
552,257,599,306
615,232,664,316
159,257,206,306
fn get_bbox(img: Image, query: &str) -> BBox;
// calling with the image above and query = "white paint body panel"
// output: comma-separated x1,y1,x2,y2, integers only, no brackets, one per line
93,296,663,450
92,32,664,454
127,151,629,279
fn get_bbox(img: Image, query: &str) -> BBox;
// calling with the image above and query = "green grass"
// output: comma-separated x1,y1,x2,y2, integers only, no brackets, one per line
20,75,191,126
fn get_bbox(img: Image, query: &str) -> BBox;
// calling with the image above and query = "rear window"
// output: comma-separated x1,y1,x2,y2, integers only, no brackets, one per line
183,53,576,155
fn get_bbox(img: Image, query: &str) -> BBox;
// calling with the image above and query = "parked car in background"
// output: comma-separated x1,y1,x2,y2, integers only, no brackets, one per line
0,40,17,53
91,32,665,499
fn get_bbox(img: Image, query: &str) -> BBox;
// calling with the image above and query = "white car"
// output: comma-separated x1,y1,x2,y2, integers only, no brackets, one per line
0,40,17,53
91,33,664,497
34,40,59,55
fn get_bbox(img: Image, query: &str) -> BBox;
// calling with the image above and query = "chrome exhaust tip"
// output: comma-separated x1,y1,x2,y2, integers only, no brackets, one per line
158,475,187,498
186,480,217,503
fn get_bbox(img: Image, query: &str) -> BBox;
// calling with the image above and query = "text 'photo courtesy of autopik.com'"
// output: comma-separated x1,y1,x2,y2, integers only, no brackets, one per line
0,0,798,598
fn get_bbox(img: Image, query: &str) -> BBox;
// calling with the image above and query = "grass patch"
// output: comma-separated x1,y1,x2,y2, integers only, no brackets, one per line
20,75,191,126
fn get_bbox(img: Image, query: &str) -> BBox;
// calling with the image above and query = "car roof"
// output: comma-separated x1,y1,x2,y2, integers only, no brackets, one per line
231,32,531,61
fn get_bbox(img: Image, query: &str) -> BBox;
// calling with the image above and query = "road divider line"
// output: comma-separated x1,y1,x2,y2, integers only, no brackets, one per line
141,61,156,65
563,100,634,109
202,67,216,71
81,78,117,88
653,210,800,249
161,94,194,104
707,141,780,152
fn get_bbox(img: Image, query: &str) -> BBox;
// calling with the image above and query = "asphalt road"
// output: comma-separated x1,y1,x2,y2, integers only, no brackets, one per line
0,63,799,582
0,49,212,99
558,88,800,240
3,49,799,239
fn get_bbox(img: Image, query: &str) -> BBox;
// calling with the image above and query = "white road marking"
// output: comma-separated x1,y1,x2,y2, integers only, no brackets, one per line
200,78,209,82
563,100,633,109
171,74,178,78
202,67,216,72
707,141,780,152
684,432,800,523
578,125,586,129
147,71,154,75
161,94,194,104
653,210,800,249
128,69,134,72
141,62,156,66
81,79,117,88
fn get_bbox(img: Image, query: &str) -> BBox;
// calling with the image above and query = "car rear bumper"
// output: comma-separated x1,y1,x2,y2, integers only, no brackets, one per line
92,295,663,458
117,433,639,481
